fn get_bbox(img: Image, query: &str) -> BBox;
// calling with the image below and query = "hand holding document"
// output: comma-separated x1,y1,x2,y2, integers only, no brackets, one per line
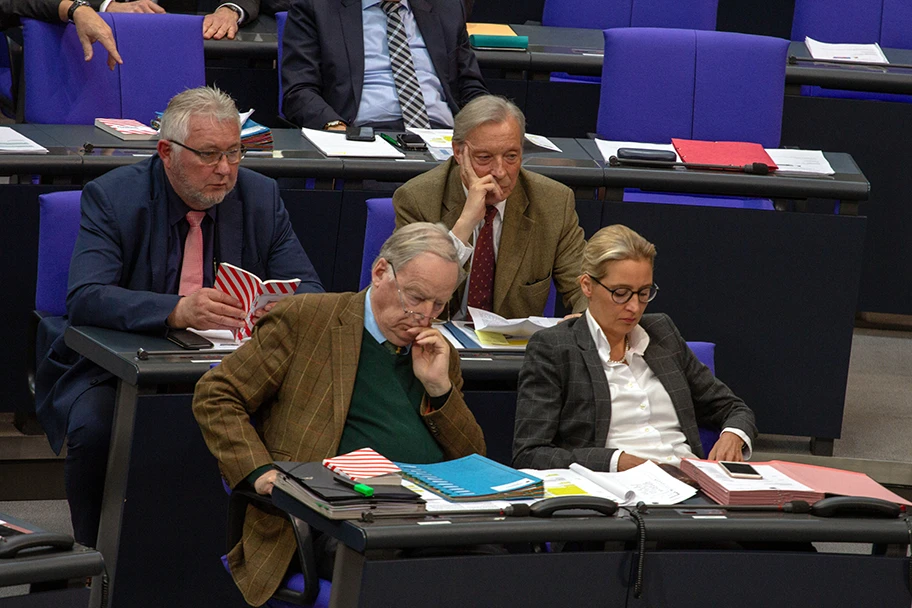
805,37,888,64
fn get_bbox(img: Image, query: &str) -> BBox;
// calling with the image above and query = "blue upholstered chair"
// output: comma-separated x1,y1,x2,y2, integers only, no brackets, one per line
276,11,289,119
359,198,558,316
597,28,789,209
544,0,718,83
29,191,83,400
791,0,912,102
687,341,721,454
22,14,204,124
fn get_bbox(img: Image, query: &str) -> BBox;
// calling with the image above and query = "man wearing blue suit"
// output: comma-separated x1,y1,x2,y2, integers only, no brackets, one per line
35,86,323,547
281,0,488,130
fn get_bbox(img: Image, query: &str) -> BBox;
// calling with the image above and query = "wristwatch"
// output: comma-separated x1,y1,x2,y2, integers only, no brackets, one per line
67,0,91,22
219,3,243,22
324,120,346,130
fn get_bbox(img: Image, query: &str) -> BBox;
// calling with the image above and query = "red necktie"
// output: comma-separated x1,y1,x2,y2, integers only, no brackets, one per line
178,211,206,296
467,205,498,313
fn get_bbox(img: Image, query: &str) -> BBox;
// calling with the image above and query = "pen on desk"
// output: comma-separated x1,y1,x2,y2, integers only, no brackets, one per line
379,133,402,149
334,475,374,498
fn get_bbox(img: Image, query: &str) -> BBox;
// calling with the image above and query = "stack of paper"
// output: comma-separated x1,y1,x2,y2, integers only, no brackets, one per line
805,37,888,64
566,461,697,506
275,461,424,520
682,460,825,506
301,127,405,158
0,127,49,154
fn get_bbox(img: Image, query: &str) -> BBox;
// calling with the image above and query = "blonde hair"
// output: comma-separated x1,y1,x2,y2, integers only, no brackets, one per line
581,225,656,278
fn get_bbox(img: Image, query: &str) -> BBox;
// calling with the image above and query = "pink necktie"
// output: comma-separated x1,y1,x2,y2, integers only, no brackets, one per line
178,211,206,296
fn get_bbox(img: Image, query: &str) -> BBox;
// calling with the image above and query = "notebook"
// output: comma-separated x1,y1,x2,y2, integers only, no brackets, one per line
395,454,544,502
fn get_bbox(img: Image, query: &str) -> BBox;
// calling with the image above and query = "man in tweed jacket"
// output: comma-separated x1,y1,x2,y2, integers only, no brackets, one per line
193,223,485,606
512,313,757,471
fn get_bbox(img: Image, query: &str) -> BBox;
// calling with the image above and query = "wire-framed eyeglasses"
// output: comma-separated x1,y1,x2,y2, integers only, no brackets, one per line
169,140,246,165
589,274,659,304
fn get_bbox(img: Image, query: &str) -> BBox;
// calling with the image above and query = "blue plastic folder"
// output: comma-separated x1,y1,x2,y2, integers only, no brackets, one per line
395,454,544,501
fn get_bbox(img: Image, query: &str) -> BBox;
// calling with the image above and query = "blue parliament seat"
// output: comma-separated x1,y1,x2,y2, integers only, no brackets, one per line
543,0,717,83
276,11,288,120
791,0,912,102
22,14,204,124
597,27,788,209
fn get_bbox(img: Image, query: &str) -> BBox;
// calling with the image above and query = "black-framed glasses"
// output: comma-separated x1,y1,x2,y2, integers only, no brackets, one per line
388,263,450,323
169,140,246,165
589,275,659,304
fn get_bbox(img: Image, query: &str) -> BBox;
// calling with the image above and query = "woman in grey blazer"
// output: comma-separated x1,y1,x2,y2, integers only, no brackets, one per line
512,225,757,472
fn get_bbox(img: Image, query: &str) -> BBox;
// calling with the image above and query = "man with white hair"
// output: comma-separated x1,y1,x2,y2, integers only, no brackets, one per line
35,86,322,549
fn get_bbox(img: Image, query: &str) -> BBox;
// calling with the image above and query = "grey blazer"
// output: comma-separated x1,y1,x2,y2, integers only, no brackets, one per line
512,313,757,471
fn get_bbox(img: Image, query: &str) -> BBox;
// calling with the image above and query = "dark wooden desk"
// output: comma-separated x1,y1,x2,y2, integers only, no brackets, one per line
0,513,103,608
272,487,912,608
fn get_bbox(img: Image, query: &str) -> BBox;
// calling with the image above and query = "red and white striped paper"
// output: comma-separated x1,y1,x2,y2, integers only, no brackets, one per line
323,448,401,481
214,262,299,340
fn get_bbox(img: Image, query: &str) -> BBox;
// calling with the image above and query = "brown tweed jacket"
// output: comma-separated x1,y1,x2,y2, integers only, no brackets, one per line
393,158,588,318
192,290,485,606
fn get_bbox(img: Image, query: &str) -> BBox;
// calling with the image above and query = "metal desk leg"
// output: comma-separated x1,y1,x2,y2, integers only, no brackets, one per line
88,382,143,608
330,544,365,608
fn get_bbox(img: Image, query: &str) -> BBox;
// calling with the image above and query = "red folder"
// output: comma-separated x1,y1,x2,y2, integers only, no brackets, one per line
671,138,778,171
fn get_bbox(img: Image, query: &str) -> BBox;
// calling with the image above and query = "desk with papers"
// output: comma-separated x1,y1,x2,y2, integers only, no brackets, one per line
0,124,872,450
272,480,912,608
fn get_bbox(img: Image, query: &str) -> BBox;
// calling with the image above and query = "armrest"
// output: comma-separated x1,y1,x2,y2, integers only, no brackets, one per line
226,488,321,606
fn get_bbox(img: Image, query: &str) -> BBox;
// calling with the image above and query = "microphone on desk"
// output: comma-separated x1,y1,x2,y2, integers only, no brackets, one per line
634,497,903,518
608,155,772,175
83,141,158,153
634,500,812,514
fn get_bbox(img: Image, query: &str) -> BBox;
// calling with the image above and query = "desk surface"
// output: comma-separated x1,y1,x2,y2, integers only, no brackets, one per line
786,41,912,95
4,125,870,202
273,487,912,552
0,513,104,588
64,325,523,387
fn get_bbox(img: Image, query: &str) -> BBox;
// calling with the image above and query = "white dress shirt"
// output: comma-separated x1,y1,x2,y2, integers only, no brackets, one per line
585,310,751,472
448,189,506,317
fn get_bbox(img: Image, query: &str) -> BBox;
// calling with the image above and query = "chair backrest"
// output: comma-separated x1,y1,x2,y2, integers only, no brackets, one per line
360,198,396,290
276,11,288,118
686,340,720,454
23,14,205,124
36,191,83,315
112,14,206,124
791,0,912,48
596,28,789,148
543,0,718,31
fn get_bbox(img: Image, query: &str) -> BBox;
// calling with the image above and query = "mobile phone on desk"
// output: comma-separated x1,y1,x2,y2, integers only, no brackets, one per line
616,148,677,162
346,126,375,142
718,461,762,479
166,329,213,350
397,132,427,151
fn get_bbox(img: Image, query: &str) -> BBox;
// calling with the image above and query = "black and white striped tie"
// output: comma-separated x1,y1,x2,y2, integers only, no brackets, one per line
380,1,432,129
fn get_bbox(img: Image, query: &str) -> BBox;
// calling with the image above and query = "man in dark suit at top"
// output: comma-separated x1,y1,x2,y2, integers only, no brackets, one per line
394,95,588,319
281,0,487,131
35,86,323,548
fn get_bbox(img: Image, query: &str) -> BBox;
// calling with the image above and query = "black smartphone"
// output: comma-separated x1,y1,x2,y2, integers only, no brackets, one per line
617,148,677,162
346,126,375,142
166,329,213,350
397,132,427,151
718,461,762,479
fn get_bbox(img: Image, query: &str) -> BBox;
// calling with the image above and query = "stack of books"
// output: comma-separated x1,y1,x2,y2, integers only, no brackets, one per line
241,117,273,150
274,461,424,520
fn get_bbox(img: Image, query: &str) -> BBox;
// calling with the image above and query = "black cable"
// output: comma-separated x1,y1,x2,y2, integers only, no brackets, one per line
625,506,647,599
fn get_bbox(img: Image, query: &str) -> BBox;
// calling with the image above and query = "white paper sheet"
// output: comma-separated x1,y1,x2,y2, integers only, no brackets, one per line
406,128,561,152
0,127,49,154
594,139,680,163
805,37,888,64
187,329,243,351
467,307,561,337
301,127,405,158
765,149,835,175
570,461,697,506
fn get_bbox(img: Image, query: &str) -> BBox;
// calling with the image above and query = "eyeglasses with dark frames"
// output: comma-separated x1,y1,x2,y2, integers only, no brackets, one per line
169,140,246,165
388,263,450,323
589,274,659,304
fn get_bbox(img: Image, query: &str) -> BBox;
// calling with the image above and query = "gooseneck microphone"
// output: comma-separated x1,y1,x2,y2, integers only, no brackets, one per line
608,154,772,175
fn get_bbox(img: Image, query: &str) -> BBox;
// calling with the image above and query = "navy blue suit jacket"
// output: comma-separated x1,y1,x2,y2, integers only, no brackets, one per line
281,0,487,129
36,155,323,452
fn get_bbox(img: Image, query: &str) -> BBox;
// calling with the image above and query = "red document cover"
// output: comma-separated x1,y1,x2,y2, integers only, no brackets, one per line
671,138,778,170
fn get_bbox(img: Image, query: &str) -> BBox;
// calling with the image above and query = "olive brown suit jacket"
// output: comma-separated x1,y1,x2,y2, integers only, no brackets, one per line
192,290,485,606
393,158,587,318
